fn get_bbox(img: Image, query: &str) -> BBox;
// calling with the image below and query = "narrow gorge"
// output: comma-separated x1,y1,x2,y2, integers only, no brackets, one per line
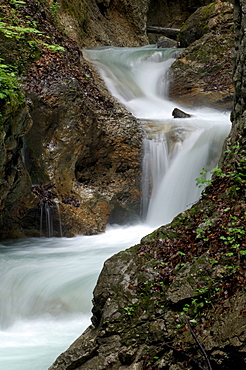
0,1,245,369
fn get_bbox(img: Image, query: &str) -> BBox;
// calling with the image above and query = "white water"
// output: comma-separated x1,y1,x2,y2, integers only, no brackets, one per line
0,45,231,369
0,225,152,370
83,45,231,227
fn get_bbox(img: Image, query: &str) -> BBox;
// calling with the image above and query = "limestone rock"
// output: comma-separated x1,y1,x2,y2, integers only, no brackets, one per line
178,0,234,48
146,0,213,44
0,1,144,238
59,0,149,47
0,97,37,239
49,238,246,369
23,59,142,237
169,1,234,109
157,36,177,48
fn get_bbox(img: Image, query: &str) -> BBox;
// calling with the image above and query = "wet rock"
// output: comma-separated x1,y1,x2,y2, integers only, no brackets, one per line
146,0,213,44
0,98,37,239
0,0,144,238
23,63,142,236
172,108,191,118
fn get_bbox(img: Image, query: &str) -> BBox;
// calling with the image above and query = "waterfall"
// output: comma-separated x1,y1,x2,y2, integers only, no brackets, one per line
0,45,231,370
83,45,231,227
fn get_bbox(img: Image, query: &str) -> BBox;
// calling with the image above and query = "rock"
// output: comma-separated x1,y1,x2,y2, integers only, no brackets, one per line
178,0,234,48
0,1,143,238
0,94,38,239
59,0,149,47
49,231,246,369
169,1,234,109
146,0,213,44
23,60,142,237
157,36,177,48
172,108,191,118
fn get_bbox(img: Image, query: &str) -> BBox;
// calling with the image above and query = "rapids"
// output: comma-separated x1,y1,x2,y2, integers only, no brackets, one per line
0,45,231,369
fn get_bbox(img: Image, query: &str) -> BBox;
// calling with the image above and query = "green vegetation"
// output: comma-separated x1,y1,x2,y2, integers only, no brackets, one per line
0,0,65,107
196,151,246,193
0,59,22,103
0,22,42,39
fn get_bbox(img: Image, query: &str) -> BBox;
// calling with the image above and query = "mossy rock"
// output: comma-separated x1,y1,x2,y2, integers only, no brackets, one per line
178,0,234,47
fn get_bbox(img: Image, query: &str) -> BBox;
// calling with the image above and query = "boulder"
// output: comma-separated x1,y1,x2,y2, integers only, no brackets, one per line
157,36,177,48
172,107,191,118
169,1,234,109
49,211,246,369
178,0,234,48
59,0,149,47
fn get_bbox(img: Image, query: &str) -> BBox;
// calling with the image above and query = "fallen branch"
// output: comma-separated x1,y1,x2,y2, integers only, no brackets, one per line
147,26,180,38
185,318,213,370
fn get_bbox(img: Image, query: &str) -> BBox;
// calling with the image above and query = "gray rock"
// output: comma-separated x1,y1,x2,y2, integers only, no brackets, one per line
157,36,177,48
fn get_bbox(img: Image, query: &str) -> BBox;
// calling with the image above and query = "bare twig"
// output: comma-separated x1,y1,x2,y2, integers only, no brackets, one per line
185,317,213,370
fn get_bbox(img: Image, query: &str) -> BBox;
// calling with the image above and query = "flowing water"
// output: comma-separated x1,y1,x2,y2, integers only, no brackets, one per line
0,45,231,369
83,45,231,226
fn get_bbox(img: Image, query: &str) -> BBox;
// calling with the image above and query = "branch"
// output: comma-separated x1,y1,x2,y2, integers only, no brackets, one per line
146,26,180,38
185,318,213,370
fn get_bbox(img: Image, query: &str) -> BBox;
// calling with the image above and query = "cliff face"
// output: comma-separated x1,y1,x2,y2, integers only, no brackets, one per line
0,98,36,238
0,0,146,238
0,0,215,238
59,0,149,47
49,0,246,369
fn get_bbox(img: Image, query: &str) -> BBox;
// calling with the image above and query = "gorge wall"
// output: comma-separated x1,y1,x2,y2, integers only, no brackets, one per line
1,0,148,238
0,0,219,238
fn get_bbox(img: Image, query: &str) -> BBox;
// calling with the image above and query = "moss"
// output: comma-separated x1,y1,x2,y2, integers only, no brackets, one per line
61,0,88,32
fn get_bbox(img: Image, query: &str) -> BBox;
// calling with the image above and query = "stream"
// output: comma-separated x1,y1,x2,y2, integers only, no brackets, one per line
0,45,231,369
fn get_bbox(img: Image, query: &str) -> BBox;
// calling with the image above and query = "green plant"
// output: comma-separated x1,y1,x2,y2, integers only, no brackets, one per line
0,59,22,103
0,22,42,38
196,219,212,239
220,224,245,249
9,0,26,6
195,169,212,188
50,1,60,16
38,41,65,52
124,306,135,316
196,162,246,192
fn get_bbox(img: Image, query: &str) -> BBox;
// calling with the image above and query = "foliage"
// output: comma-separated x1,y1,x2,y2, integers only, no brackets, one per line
0,21,42,38
196,153,246,193
0,59,24,112
0,60,19,100
0,0,65,105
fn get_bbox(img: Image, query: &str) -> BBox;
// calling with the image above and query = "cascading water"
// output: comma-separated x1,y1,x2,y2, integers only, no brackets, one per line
0,45,231,370
83,45,231,227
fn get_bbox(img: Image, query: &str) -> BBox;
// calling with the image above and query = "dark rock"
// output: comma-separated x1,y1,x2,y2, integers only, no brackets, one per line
147,26,180,38
172,107,191,118
146,0,213,44
49,233,246,370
